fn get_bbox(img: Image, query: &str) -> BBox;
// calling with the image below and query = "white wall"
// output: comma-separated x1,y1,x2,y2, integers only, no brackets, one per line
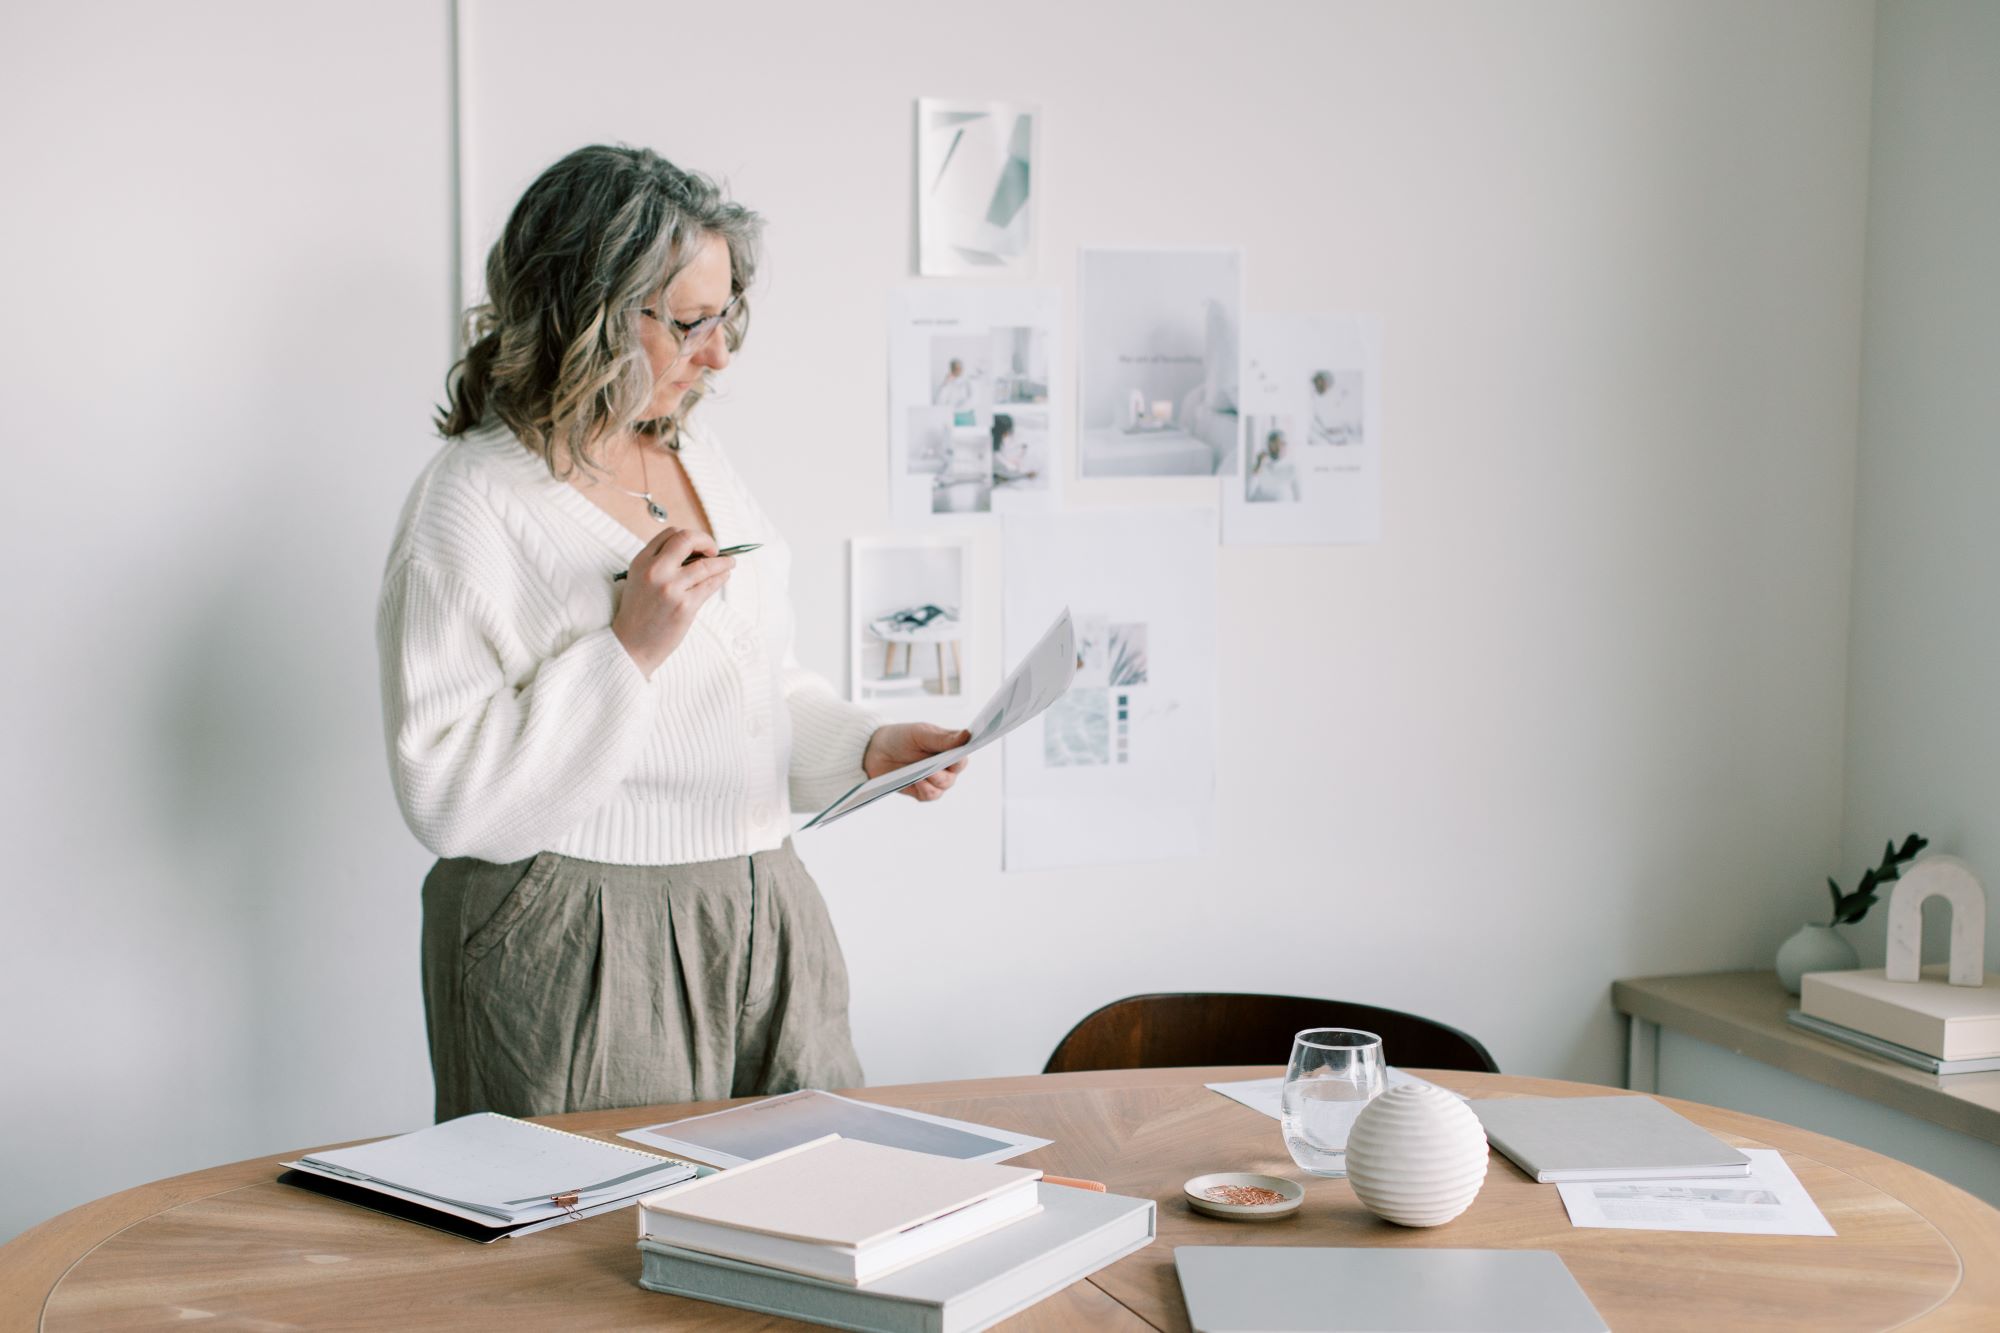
1,0,1882,1244
1629,0,2000,1206
462,0,1873,1082
1839,0,2000,968
0,3,450,1242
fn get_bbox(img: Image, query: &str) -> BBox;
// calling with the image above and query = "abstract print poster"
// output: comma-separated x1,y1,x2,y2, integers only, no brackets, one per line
888,286,1061,523
917,98,1036,276
1002,509,1217,870
1222,313,1383,545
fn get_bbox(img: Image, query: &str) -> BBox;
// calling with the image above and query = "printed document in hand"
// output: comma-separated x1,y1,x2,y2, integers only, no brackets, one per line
1557,1149,1834,1236
803,608,1076,829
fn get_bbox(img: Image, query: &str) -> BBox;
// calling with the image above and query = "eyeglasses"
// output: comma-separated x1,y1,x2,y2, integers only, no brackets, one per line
639,293,739,357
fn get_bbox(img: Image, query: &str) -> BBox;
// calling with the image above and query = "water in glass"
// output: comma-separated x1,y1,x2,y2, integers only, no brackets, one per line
1281,1028,1384,1177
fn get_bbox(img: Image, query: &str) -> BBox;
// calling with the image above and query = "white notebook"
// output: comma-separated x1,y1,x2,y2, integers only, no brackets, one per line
290,1112,696,1225
1175,1247,1609,1333
1469,1096,1750,1183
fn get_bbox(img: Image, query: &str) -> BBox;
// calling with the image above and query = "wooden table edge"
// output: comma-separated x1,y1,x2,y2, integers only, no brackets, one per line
8,1067,2000,1332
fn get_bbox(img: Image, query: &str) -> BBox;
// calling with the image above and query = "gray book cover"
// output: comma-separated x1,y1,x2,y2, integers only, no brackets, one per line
638,1184,1154,1333
1174,1247,1609,1333
1469,1095,1750,1182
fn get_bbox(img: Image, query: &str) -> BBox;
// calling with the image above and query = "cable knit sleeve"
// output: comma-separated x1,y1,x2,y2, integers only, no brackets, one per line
783,650,882,815
378,555,652,861
766,555,879,813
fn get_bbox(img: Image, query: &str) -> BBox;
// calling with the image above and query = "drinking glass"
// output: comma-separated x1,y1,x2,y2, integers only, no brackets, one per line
1280,1028,1385,1177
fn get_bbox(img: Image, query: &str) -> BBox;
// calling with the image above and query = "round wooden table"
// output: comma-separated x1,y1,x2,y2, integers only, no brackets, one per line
6,1067,1998,1331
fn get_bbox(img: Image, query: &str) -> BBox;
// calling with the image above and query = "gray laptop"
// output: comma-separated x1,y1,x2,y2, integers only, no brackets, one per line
1174,1247,1609,1333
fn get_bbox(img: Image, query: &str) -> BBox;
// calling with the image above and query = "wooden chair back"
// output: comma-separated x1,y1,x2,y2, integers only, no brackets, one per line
1042,992,1499,1074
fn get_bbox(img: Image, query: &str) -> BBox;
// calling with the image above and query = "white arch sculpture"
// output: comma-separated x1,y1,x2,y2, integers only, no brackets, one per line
1884,856,1987,987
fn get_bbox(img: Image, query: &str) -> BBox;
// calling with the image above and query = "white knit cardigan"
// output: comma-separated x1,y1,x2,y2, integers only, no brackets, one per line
376,425,878,866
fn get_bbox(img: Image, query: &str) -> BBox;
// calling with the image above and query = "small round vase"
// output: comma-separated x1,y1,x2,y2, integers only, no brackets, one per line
1776,923,1858,994
1344,1083,1489,1228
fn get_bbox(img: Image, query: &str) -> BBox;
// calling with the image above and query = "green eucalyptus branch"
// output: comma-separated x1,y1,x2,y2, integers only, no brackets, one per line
1825,833,1928,926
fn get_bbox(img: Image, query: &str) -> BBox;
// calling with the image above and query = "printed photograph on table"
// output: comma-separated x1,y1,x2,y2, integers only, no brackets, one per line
1003,509,1218,870
916,98,1036,277
888,286,1061,524
1077,247,1242,478
1222,312,1384,546
849,535,973,709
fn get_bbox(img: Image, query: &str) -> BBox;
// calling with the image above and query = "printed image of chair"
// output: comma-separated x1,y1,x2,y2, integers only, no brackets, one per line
1042,992,1498,1074
865,607,962,696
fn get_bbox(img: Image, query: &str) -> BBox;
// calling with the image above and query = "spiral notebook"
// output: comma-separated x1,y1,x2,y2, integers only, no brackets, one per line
280,1111,700,1241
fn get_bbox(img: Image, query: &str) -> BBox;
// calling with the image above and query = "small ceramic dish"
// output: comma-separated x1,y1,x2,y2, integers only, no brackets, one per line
1183,1172,1304,1220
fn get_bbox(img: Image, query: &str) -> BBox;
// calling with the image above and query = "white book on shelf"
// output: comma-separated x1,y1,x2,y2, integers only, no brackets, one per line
1786,1007,2000,1075
1800,965,2000,1060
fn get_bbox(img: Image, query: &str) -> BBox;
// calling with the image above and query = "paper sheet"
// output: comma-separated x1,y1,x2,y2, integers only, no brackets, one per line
1205,1070,1463,1119
1556,1149,1834,1235
294,1112,696,1223
803,609,1075,829
1221,312,1384,546
888,285,1062,524
916,99,1037,277
619,1089,1050,1168
1000,509,1217,869
849,535,976,712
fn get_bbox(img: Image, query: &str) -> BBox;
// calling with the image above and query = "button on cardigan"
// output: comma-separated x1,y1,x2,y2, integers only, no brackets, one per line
376,426,878,866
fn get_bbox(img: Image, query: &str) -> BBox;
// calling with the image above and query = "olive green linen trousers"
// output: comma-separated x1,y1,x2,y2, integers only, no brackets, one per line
419,840,864,1121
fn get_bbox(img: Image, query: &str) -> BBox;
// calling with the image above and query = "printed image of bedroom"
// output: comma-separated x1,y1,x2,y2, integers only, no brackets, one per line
1077,247,1242,477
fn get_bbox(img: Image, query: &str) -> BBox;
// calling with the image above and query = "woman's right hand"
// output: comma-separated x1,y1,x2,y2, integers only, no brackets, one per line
612,527,735,678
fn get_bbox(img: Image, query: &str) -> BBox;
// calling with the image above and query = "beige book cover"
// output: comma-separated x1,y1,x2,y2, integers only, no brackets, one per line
637,1134,1041,1251
1801,965,2000,1059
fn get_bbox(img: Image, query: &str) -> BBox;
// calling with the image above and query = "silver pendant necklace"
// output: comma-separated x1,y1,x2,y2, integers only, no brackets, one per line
608,443,670,523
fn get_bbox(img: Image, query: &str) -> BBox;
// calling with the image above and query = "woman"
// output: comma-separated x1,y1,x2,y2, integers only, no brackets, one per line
379,145,969,1121
1247,427,1301,503
989,413,1038,485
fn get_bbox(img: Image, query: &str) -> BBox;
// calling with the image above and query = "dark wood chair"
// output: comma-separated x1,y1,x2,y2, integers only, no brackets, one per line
1042,992,1499,1074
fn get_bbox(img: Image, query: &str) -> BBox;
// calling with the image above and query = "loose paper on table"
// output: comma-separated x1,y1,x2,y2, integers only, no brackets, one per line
1205,1071,1461,1119
803,608,1076,829
1556,1149,1834,1235
620,1089,1050,1168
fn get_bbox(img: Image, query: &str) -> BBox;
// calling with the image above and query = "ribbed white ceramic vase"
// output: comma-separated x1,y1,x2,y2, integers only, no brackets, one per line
1344,1083,1490,1227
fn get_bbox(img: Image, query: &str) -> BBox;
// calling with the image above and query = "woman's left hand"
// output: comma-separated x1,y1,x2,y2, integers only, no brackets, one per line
862,723,973,802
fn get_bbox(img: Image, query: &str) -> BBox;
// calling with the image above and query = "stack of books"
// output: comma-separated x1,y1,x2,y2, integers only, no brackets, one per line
634,1133,1155,1333
1797,964,2000,1075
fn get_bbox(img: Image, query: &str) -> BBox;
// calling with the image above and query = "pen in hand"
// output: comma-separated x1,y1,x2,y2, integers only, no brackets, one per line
613,543,761,581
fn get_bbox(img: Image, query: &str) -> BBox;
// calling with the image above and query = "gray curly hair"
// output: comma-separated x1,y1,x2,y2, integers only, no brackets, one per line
437,144,761,470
